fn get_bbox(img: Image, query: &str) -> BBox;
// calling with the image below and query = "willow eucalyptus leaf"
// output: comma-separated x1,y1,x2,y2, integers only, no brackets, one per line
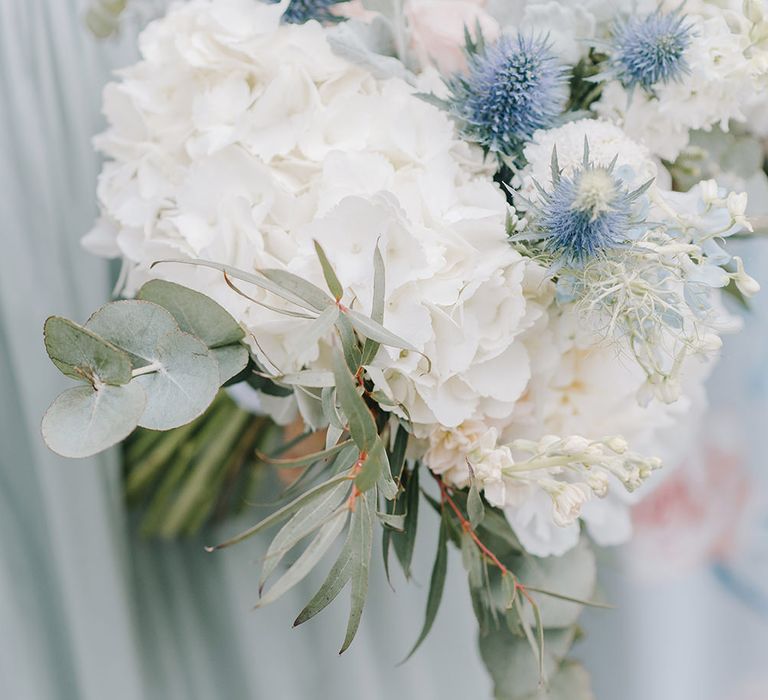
260,482,351,591
313,240,344,301
332,349,377,452
335,312,362,372
44,316,133,385
468,480,485,528
137,279,245,347
260,269,334,312
361,243,386,366
257,509,349,608
292,306,339,360
280,370,336,388
42,383,146,458
134,331,220,431
391,466,419,580
344,308,416,352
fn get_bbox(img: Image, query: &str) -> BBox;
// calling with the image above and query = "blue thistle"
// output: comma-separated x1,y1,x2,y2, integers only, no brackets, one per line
522,141,652,266
445,34,569,157
269,0,348,24
609,9,692,93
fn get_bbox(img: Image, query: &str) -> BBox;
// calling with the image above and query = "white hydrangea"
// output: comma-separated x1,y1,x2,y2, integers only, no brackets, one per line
85,0,543,448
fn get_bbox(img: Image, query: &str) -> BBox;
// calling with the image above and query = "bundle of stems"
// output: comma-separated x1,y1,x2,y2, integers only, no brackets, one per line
123,392,281,538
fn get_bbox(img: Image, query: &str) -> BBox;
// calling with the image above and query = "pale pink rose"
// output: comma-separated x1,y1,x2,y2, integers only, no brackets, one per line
405,0,500,73
628,446,751,579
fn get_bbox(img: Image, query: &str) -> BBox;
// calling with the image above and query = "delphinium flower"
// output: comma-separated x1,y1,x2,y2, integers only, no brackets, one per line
607,8,693,94
270,0,348,24
515,141,651,267
445,33,569,157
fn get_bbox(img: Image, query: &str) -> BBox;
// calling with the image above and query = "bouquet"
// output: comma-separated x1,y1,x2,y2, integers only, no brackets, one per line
43,0,768,696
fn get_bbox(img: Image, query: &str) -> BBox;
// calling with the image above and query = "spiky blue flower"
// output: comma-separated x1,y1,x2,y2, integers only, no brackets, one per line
269,0,348,24
524,143,651,266
609,9,692,92
446,34,569,156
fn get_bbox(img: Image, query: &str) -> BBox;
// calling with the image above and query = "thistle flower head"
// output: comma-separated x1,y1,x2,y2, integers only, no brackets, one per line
526,141,651,266
446,34,569,156
609,9,693,92
270,0,347,24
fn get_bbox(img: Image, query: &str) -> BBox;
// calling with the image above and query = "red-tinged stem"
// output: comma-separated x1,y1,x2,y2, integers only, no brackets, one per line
434,473,508,576
346,451,367,512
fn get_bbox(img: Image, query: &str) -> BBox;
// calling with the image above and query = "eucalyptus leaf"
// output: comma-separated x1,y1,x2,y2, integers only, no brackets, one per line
44,316,133,385
360,243,386,366
355,436,386,494
332,348,377,452
335,312,362,372
257,509,348,608
42,383,146,458
260,481,351,590
261,269,334,312
344,308,416,352
85,299,178,368
402,513,448,661
137,279,245,347
468,480,485,529
340,489,375,653
313,240,343,301
391,466,419,580
292,306,339,361
376,511,406,531
211,344,249,384
134,331,220,431
280,370,336,388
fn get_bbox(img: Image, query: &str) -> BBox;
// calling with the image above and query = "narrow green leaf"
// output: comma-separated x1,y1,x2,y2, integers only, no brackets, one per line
339,490,374,653
355,437,385,493
210,344,249,385
392,466,419,579
291,306,339,360
467,480,485,529
322,387,345,430
376,511,406,531
257,509,348,607
332,348,377,452
153,259,325,313
313,240,344,301
44,316,133,385
360,243,385,365
279,370,336,388
260,440,353,469
334,312,361,372
261,269,334,312
205,472,351,551
344,308,416,352
389,424,409,481
401,514,448,661
259,482,351,590
523,586,613,610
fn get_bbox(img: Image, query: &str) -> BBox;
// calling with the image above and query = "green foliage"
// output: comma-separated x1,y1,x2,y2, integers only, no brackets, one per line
42,283,251,458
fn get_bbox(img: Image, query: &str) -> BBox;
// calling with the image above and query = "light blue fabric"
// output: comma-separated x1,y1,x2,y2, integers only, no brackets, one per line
0,3,492,698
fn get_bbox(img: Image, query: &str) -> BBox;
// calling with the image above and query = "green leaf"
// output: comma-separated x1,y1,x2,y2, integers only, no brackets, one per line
44,316,132,385
332,348,377,452
279,370,336,388
260,440,353,469
360,243,385,366
467,479,485,529
355,437,386,494
259,481,351,590
206,472,352,550
154,259,326,313
261,269,334,312
376,511,406,531
391,466,419,580
42,383,146,458
134,331,220,431
292,306,339,360
344,308,416,352
211,344,249,385
340,490,374,653
257,509,348,608
335,312,362,372
85,300,178,368
313,240,344,301
137,279,245,347
402,513,448,661
516,538,597,629
374,438,398,500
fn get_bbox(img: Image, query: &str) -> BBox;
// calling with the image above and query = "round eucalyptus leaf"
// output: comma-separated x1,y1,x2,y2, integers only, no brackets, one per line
211,344,249,384
44,316,133,385
137,279,245,347
134,330,220,430
42,382,146,458
85,299,179,368
516,538,597,629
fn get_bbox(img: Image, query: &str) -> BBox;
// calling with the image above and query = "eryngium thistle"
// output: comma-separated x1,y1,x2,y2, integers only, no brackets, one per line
609,9,692,92
525,143,651,266
446,34,569,156
271,0,348,24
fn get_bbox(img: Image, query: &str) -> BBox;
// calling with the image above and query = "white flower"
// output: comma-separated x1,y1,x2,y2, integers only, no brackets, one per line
542,480,593,528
